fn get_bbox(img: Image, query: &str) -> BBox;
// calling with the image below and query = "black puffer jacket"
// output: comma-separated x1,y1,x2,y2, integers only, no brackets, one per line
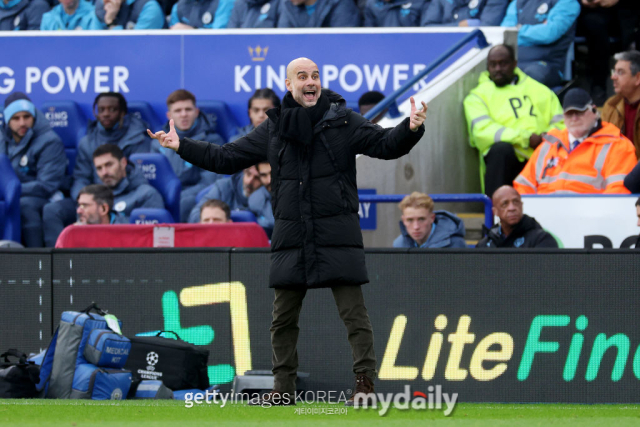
178,89,424,288
476,214,558,248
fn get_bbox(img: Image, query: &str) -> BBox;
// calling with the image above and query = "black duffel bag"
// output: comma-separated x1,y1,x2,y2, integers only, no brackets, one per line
124,331,209,391
0,349,40,398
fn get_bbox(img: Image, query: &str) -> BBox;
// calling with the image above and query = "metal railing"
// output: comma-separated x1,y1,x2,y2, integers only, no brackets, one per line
358,193,493,230
364,29,489,121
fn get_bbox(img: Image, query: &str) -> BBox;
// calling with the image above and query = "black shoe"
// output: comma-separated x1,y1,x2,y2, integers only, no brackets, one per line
345,374,375,407
592,85,607,107
248,390,296,406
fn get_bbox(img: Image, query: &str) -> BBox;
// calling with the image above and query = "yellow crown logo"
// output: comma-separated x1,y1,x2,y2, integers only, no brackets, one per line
248,45,268,62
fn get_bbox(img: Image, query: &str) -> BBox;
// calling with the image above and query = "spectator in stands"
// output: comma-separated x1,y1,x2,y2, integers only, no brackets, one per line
228,0,280,28
188,165,262,223
231,88,280,142
514,88,637,194
602,51,640,159
477,185,557,248
393,192,466,248
500,0,580,88
422,0,508,27
169,0,234,29
42,92,152,246
363,0,425,27
0,0,49,30
0,92,66,247
463,44,564,197
91,144,164,219
199,199,232,223
90,0,164,29
75,184,127,225
277,0,361,27
153,89,224,222
358,91,387,124
248,160,274,236
41,0,96,30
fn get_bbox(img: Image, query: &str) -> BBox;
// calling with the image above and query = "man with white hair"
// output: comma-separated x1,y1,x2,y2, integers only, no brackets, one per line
514,88,637,194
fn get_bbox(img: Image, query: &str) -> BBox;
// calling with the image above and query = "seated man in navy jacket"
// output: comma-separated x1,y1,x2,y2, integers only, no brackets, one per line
0,92,66,247
75,184,128,225
393,192,467,248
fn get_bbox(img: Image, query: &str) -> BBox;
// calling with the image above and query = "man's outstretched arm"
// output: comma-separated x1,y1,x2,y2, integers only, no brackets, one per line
148,119,269,175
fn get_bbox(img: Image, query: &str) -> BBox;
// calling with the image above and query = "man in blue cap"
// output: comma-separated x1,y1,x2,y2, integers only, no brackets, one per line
0,92,66,247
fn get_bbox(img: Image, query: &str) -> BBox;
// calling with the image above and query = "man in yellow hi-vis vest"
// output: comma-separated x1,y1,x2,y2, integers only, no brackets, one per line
464,44,564,196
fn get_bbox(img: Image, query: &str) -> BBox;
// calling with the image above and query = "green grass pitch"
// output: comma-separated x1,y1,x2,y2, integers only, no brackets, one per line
1,400,640,426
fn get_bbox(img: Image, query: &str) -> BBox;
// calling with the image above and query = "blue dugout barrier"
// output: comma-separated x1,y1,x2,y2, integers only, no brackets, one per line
358,193,493,230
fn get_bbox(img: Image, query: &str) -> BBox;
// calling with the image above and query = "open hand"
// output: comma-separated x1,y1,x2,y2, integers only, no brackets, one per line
409,96,428,132
147,119,180,152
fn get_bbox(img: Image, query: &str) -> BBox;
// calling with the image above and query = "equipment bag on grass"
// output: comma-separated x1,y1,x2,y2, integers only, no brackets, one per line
124,331,210,391
0,349,40,398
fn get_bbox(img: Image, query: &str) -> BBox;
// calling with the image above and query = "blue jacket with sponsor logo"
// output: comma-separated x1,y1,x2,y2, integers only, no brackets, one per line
0,110,67,199
421,0,509,26
0,0,49,30
72,114,152,200
152,113,223,191
393,210,467,248
92,0,164,29
248,185,274,236
501,0,579,73
228,0,280,28
40,0,96,30
277,0,361,28
364,0,425,27
169,0,235,28
110,165,165,219
188,171,249,223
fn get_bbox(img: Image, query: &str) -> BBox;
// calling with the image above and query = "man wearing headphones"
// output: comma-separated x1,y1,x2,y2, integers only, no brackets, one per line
514,88,637,194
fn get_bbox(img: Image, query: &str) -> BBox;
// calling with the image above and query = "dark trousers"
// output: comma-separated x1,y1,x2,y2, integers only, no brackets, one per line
20,196,48,247
270,285,377,394
484,142,527,198
578,7,617,90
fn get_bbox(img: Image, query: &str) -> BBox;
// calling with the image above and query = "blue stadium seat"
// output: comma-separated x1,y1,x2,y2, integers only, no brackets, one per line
129,208,175,224
0,154,21,242
129,153,181,223
198,100,240,142
40,101,88,174
195,183,214,204
230,210,257,223
128,101,164,133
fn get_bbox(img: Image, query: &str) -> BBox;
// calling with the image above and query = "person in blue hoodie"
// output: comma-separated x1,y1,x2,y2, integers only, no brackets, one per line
229,88,280,143
42,92,152,247
91,0,164,29
169,0,235,29
228,0,280,28
248,160,274,237
500,0,580,88
188,165,262,223
0,0,49,30
393,192,467,248
153,89,224,222
75,184,128,225
421,0,509,27
40,0,95,30
1,92,66,247
277,0,361,28
363,0,426,27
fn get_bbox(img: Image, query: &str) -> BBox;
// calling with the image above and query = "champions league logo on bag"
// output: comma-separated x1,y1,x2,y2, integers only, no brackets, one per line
146,351,159,370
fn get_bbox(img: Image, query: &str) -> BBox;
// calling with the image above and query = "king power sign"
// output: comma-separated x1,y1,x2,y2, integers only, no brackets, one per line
0,31,473,121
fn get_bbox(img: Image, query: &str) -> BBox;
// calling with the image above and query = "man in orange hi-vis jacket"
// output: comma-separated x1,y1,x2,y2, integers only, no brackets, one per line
514,88,637,194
